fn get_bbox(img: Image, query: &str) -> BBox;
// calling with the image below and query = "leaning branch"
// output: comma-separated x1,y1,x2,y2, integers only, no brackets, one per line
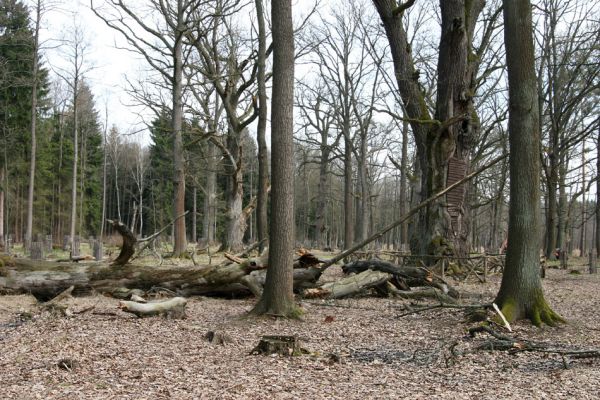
131,211,190,261
318,153,508,270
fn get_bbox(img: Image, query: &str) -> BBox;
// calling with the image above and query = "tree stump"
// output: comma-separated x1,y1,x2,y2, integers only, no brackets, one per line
560,250,568,269
72,236,81,257
205,330,233,345
30,242,44,260
45,235,53,252
589,251,597,274
250,335,307,356
108,219,137,266
93,241,103,261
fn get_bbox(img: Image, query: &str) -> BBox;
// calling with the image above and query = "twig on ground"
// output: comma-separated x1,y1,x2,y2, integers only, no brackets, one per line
396,303,491,318
492,302,512,332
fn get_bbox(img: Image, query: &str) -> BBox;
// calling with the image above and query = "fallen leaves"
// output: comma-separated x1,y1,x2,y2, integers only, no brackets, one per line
0,268,598,398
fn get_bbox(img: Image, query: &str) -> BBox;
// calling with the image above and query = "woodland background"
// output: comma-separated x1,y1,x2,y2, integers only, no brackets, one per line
0,0,599,258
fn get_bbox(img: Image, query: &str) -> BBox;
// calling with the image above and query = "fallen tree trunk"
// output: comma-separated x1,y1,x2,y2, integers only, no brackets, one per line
0,258,322,301
341,260,460,298
303,270,391,299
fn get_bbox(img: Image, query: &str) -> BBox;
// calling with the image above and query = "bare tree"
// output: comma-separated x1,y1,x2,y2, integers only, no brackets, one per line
53,19,93,250
251,0,297,316
187,3,261,252
494,0,562,326
91,0,209,256
254,0,269,252
537,0,600,258
372,0,490,257
25,0,45,247
296,79,340,247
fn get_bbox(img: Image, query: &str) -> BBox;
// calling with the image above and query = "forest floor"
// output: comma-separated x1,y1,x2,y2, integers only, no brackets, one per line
1,256,599,399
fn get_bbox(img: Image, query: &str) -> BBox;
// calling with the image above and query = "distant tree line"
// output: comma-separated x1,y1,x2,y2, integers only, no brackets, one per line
0,0,598,261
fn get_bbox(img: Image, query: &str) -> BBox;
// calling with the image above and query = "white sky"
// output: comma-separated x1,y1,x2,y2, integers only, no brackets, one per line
33,0,322,147
36,0,151,142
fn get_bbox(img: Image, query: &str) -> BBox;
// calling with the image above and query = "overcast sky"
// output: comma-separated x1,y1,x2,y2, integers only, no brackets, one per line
36,0,152,143
33,0,321,147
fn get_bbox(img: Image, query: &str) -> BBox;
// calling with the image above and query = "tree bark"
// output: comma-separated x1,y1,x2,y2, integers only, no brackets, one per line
251,0,297,317
172,1,187,257
26,0,42,247
596,127,600,257
69,74,79,251
0,257,314,302
372,0,484,258
255,0,269,253
0,167,4,244
494,0,562,326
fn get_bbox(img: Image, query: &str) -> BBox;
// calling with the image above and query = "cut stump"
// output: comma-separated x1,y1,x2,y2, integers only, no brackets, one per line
250,335,307,356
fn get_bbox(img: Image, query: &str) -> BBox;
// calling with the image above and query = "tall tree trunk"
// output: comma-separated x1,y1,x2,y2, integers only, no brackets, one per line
100,107,108,238
69,76,79,250
252,0,297,317
26,0,41,246
494,0,562,326
343,134,354,249
192,187,197,243
221,131,246,253
557,153,567,251
399,119,409,246
172,3,187,257
202,86,220,246
596,127,600,257
255,0,269,252
0,167,4,243
203,141,217,244
545,162,558,259
356,134,369,243
579,142,586,253
314,145,330,248
372,0,483,258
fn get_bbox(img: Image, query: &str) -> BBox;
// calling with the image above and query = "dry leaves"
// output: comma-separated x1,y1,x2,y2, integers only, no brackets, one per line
0,267,599,399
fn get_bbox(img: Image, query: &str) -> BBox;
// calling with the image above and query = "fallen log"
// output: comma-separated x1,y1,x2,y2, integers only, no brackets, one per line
303,270,391,299
118,297,187,318
341,260,460,298
0,257,323,301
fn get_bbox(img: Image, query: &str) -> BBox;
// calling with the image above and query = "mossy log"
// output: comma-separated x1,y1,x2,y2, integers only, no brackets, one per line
0,258,322,301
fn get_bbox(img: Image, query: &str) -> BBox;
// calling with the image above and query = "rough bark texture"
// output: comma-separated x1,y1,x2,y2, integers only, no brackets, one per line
69,73,79,251
304,269,391,299
172,3,187,257
372,0,483,258
222,139,247,253
108,219,137,266
255,0,269,253
0,167,4,243
25,0,41,246
251,0,298,317
597,128,600,257
0,255,323,302
494,0,562,326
